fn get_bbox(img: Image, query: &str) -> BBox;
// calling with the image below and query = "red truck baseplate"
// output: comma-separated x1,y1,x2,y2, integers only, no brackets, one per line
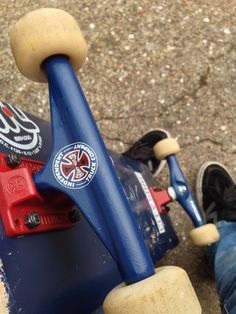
0,153,76,237
149,187,172,215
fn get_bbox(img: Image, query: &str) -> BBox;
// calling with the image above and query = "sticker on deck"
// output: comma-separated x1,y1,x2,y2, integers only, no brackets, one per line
0,101,42,156
53,142,98,189
135,172,165,234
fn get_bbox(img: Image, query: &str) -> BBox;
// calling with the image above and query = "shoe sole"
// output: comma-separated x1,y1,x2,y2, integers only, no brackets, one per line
195,161,233,220
149,128,171,178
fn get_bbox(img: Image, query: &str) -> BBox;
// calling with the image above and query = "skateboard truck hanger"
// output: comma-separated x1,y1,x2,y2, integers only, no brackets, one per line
153,138,220,246
149,158,204,224
9,8,156,284
34,56,155,285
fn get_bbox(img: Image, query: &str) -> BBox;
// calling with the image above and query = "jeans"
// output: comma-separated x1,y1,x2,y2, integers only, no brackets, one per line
207,220,236,314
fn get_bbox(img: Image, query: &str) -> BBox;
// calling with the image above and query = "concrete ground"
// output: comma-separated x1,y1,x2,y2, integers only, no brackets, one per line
2,0,236,313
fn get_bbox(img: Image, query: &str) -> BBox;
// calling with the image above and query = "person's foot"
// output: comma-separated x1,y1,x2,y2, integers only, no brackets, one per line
123,129,170,177
196,162,236,223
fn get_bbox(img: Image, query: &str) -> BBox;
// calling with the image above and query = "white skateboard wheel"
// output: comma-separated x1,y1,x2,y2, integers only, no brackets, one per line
0,280,9,314
10,8,88,82
103,266,202,314
190,223,220,246
154,138,180,160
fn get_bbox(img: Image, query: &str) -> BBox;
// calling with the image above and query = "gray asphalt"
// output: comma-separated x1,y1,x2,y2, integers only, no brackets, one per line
2,0,236,313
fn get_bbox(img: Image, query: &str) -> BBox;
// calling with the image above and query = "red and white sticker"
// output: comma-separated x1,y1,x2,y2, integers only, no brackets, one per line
135,172,165,234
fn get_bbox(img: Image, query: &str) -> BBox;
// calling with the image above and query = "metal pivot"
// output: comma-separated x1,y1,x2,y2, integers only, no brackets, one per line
166,155,204,227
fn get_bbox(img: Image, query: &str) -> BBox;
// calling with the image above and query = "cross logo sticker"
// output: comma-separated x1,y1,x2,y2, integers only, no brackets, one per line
53,142,98,189
61,150,90,181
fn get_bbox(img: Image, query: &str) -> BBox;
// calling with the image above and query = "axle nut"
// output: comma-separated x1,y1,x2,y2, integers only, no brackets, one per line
24,212,41,229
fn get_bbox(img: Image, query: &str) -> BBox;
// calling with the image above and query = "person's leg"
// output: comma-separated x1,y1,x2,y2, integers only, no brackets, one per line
207,221,236,313
196,162,236,313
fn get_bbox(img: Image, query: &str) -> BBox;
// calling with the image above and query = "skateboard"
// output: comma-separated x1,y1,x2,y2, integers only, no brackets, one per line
0,8,220,314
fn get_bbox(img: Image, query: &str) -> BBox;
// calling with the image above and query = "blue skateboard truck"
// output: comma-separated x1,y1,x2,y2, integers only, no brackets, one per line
0,8,219,314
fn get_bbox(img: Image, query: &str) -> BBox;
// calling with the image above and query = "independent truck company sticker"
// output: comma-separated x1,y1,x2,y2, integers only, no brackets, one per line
53,142,98,189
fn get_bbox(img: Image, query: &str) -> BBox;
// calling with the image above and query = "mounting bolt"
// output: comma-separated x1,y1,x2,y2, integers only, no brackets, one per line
68,209,80,223
24,212,41,229
6,153,21,168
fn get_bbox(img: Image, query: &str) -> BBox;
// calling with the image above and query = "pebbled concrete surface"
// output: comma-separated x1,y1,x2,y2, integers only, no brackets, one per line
2,0,236,313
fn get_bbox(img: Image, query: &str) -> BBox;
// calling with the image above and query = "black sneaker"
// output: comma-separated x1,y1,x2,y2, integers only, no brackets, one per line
196,162,236,223
123,129,170,177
